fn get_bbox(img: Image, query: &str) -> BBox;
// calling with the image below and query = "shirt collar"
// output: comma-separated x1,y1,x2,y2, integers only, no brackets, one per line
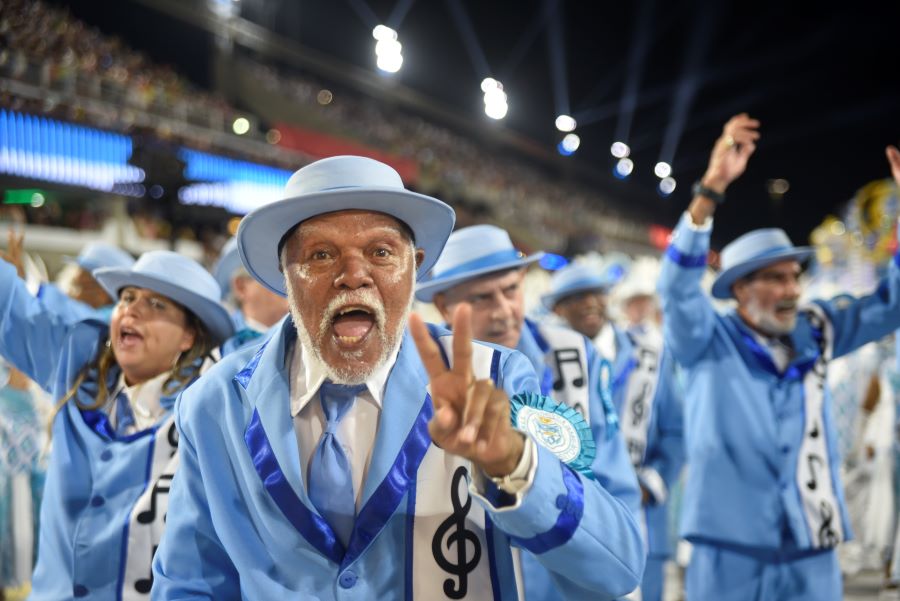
289,337,402,417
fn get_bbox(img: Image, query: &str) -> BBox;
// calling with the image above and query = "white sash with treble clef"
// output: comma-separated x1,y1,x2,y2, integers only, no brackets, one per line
122,416,180,598
535,324,591,423
409,338,519,600
620,336,661,468
796,304,844,548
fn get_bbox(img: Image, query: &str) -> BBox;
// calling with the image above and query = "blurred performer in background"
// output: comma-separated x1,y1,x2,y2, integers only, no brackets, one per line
0,242,233,601
416,225,642,600
657,113,900,601
542,262,685,601
36,241,135,322
212,236,288,355
153,156,645,600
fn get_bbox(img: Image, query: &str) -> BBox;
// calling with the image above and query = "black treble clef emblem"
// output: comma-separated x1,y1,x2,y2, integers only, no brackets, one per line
817,501,839,547
166,422,179,457
431,466,482,599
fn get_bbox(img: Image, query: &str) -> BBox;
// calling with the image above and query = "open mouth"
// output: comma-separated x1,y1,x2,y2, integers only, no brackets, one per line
118,325,144,348
331,305,376,346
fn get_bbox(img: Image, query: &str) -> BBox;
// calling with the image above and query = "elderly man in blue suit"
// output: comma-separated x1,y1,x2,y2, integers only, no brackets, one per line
658,113,900,600
542,263,685,601
152,156,645,600
416,226,643,600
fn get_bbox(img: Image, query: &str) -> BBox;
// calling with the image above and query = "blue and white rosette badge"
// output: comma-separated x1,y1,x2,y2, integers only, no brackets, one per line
510,392,596,478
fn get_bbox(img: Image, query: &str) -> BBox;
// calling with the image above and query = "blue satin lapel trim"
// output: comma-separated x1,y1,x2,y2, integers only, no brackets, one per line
341,394,434,571
244,407,345,564
484,517,503,600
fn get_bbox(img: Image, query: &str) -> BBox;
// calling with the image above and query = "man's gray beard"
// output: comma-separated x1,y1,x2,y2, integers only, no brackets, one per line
285,278,413,385
745,298,797,336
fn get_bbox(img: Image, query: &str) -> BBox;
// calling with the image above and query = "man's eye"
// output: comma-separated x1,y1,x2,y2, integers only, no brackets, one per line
312,251,330,260
374,248,391,257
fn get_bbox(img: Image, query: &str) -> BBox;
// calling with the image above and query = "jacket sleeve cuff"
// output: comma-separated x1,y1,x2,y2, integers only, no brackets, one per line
469,433,537,509
665,212,711,268
472,443,584,554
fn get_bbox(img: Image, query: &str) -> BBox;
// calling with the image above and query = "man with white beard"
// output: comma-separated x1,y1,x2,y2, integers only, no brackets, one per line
658,114,900,600
151,156,645,599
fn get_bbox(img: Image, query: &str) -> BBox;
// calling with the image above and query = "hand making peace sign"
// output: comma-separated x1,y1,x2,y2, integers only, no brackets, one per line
409,303,525,478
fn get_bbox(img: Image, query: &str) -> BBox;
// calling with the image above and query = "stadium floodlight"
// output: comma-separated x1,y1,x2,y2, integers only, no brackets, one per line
654,161,672,178
373,25,403,73
555,115,576,132
659,176,677,195
611,141,630,158
482,78,508,120
614,157,634,178
561,133,580,153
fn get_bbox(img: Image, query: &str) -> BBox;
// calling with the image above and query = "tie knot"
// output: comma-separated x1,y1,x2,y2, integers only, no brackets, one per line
319,381,366,422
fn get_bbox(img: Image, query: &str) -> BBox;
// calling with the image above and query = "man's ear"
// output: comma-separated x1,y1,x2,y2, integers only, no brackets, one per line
231,275,247,301
414,248,425,270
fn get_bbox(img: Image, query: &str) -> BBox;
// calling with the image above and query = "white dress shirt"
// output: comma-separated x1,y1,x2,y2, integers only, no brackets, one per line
105,370,169,434
289,338,537,508
289,340,398,511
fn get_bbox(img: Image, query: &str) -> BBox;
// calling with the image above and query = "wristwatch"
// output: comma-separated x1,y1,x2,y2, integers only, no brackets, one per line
692,180,726,204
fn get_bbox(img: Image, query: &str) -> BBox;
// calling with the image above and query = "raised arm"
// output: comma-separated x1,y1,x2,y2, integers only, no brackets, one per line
0,231,77,391
658,114,760,365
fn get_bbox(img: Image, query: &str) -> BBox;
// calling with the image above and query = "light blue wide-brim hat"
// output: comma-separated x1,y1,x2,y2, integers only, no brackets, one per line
711,228,814,299
237,155,456,296
65,242,135,272
415,224,544,302
212,237,241,299
540,263,612,309
94,250,235,345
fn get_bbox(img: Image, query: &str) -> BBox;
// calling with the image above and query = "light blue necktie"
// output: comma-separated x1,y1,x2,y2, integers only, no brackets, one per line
308,381,365,547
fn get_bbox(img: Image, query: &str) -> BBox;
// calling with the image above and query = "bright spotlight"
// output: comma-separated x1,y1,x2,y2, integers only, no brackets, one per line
614,157,634,178
482,78,508,120
481,77,498,93
373,25,403,73
561,133,580,153
232,117,250,135
30,192,45,207
611,141,630,158
377,52,403,73
485,100,508,120
659,176,677,196
372,25,397,41
654,161,672,178
555,115,576,132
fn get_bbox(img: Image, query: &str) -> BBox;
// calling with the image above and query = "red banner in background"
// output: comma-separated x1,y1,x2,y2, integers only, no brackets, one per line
274,122,420,185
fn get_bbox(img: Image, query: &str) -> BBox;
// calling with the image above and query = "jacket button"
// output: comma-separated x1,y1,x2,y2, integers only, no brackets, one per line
100,449,113,461
91,495,105,507
73,584,89,597
555,494,568,510
339,571,358,588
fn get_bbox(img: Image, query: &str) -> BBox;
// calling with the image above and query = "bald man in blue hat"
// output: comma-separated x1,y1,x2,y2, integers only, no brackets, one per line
416,225,643,600
658,114,900,600
153,156,645,600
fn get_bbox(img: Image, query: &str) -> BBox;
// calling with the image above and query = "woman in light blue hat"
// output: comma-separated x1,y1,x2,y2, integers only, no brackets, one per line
0,248,233,600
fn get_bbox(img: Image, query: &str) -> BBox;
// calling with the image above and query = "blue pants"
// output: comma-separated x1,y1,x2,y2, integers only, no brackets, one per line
686,542,841,601
641,556,665,601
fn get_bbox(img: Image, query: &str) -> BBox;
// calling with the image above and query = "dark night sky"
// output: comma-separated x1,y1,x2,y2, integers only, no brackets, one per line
63,0,900,248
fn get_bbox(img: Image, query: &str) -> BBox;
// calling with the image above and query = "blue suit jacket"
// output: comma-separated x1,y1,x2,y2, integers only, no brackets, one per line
151,317,645,600
659,213,900,550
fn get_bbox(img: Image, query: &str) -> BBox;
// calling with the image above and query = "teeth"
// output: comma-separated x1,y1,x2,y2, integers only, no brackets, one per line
337,335,363,343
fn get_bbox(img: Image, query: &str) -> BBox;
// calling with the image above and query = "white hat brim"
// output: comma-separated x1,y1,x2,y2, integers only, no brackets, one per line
711,247,814,299
415,252,544,303
238,187,455,296
94,269,235,345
